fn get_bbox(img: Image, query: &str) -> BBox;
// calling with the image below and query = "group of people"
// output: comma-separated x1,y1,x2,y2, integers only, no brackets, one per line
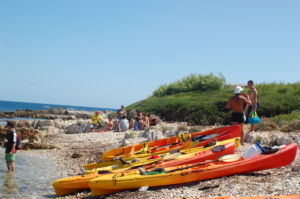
90,105,157,132
226,80,258,144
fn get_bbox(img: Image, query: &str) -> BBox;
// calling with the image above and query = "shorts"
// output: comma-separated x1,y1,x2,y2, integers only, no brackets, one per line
5,153,16,162
231,112,245,124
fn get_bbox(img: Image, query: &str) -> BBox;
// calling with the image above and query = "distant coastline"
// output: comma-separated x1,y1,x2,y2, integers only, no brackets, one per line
0,100,117,112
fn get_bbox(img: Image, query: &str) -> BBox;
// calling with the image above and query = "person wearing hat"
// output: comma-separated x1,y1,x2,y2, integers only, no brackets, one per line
91,111,103,131
226,86,252,144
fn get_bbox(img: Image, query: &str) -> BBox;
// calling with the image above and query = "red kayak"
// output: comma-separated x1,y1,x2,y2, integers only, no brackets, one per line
89,143,297,196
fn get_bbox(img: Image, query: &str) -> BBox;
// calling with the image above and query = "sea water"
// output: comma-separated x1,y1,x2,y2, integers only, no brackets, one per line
0,100,116,112
0,148,61,199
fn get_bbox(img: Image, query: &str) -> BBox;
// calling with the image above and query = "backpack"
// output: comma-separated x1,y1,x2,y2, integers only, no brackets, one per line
16,134,22,150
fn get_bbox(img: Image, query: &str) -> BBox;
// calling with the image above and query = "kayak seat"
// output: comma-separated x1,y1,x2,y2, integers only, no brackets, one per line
204,140,217,148
98,170,112,174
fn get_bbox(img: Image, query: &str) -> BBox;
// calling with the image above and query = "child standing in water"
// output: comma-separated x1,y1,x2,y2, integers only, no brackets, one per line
5,121,17,171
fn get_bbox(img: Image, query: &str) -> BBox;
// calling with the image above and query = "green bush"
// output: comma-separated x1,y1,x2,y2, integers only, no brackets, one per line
153,73,226,97
271,111,300,126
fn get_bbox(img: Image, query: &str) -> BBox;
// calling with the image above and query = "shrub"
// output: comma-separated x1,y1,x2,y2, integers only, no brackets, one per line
272,111,300,126
256,118,279,131
280,120,300,132
153,73,226,97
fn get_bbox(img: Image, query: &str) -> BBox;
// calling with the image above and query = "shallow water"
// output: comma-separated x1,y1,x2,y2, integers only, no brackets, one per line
0,148,60,199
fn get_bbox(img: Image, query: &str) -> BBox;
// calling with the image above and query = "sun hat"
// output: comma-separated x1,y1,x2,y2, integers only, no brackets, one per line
234,86,244,94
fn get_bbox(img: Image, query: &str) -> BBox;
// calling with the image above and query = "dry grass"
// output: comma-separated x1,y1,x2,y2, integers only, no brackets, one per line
280,119,300,132
256,118,280,131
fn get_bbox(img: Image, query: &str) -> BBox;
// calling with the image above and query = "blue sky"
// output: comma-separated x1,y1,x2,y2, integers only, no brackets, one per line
1,0,299,108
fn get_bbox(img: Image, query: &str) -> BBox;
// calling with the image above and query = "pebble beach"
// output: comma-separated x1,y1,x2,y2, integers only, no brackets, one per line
1,109,300,199
41,126,300,199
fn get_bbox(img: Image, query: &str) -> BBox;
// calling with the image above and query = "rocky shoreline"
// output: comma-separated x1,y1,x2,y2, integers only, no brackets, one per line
0,109,299,199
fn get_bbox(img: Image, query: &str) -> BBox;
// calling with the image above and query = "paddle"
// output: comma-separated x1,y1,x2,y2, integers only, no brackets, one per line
147,132,223,153
130,152,183,170
138,154,241,175
164,154,241,173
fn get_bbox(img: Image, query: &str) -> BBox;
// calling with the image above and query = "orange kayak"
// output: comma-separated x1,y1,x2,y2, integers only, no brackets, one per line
172,196,300,199
89,143,297,196
53,139,238,196
102,125,241,160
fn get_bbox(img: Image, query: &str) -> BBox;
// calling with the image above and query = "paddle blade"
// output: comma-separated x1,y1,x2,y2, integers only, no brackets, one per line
219,154,241,162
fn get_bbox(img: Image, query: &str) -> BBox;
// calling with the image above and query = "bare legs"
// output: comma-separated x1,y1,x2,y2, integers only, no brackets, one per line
250,124,255,133
6,161,15,171
240,123,245,145
232,122,245,145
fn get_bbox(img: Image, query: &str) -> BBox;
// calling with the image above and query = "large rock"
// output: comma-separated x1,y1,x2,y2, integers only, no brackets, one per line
32,120,55,129
40,126,62,136
244,132,270,145
142,129,164,141
164,130,179,137
274,135,294,146
64,124,84,134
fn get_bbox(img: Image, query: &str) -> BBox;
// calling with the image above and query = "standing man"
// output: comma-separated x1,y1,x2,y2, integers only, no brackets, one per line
5,121,17,171
117,105,128,132
246,80,258,133
226,86,252,144
117,105,127,119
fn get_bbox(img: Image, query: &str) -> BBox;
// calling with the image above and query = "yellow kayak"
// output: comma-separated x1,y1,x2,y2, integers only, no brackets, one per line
85,138,240,173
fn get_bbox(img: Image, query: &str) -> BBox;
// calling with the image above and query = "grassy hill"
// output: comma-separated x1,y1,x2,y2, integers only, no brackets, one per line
127,74,300,125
